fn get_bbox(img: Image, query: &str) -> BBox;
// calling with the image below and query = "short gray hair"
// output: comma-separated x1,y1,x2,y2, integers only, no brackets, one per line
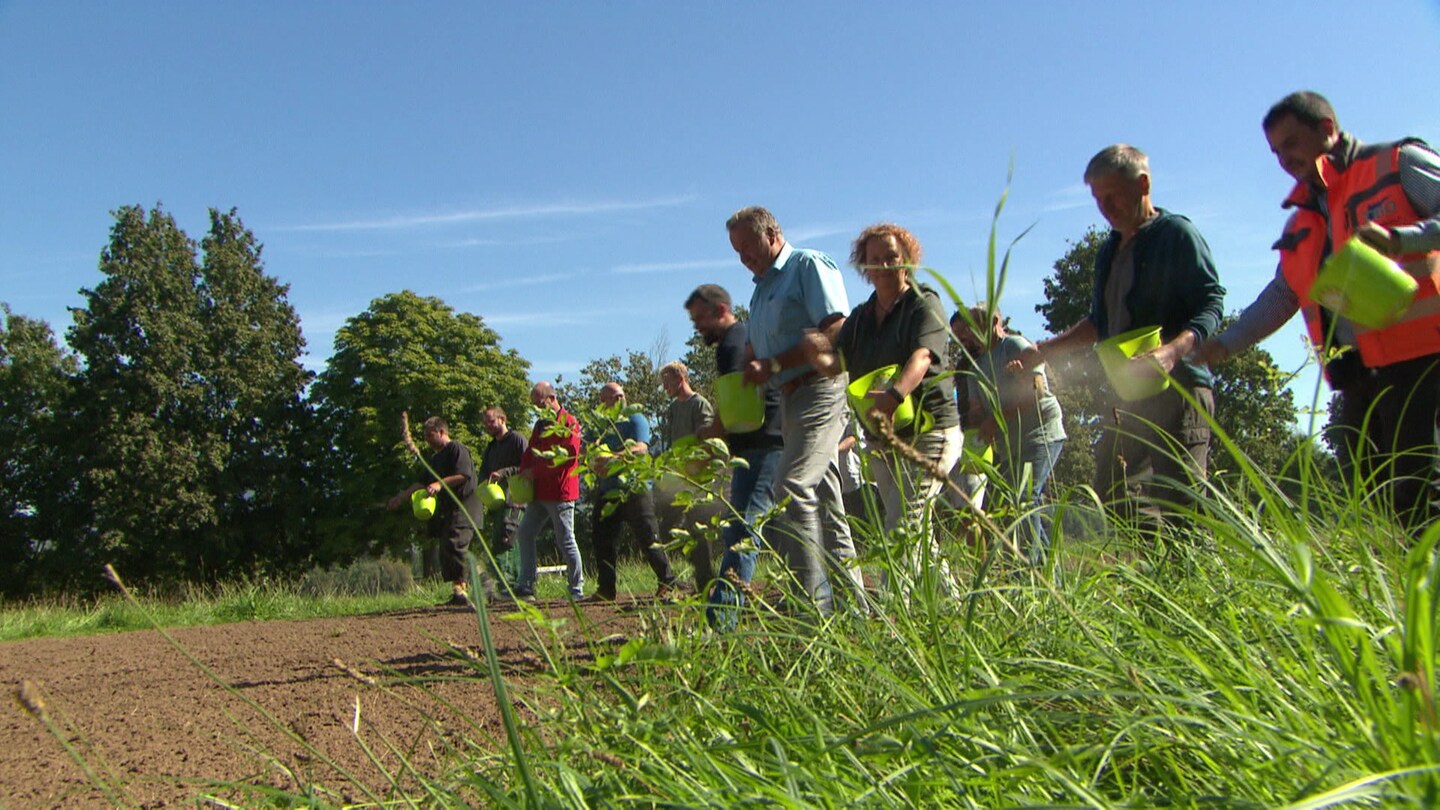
726,206,782,239
1084,144,1149,184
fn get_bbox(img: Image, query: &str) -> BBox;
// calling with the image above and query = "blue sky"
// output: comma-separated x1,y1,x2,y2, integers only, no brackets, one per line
4,1,1439,426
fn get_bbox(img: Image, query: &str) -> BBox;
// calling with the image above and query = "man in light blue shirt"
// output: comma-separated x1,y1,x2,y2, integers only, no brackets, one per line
729,205,863,616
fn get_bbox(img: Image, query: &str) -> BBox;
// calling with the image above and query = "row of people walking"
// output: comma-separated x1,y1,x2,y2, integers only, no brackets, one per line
393,88,1440,617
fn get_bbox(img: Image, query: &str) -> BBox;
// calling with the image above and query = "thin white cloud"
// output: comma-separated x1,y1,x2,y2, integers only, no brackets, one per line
786,224,852,243
271,245,404,260
528,359,588,377
611,258,734,275
460,272,579,293
1041,183,1092,213
436,233,584,249
278,195,698,233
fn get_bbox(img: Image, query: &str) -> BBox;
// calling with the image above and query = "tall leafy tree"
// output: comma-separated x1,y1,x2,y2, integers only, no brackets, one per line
1208,315,1302,478
310,291,531,561
195,208,317,572
558,333,672,432
0,306,76,594
65,205,216,584
62,205,317,588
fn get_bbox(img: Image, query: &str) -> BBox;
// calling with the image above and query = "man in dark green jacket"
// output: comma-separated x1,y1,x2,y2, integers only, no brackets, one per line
1013,144,1225,525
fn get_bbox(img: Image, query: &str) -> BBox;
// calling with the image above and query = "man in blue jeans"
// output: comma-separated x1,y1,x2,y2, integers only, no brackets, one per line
956,306,1067,565
686,283,784,629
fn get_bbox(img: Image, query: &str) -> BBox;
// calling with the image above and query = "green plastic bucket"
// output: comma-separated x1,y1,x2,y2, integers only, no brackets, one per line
846,364,918,430
411,489,436,521
959,428,993,472
1096,325,1169,401
715,372,764,433
478,482,506,510
508,475,534,505
1312,236,1418,330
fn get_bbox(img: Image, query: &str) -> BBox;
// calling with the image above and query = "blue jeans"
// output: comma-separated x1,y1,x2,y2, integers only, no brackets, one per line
513,500,584,598
998,439,1065,565
707,445,781,630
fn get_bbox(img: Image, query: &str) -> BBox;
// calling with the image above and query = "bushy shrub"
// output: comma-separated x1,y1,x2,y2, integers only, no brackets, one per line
298,556,414,597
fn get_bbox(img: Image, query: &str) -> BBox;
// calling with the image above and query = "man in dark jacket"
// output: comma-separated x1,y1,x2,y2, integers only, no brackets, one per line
1013,144,1225,525
479,406,526,587
388,416,483,607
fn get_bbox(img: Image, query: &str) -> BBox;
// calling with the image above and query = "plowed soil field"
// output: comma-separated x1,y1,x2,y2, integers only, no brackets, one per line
0,600,635,808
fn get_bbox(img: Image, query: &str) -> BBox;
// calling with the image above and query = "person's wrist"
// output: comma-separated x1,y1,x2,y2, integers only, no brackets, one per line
884,386,906,405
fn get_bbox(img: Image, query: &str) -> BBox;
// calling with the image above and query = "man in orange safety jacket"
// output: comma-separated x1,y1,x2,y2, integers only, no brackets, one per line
1197,91,1440,533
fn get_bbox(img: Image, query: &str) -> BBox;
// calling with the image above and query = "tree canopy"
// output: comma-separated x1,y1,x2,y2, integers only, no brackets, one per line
59,205,316,587
310,291,532,561
0,305,76,593
557,333,672,438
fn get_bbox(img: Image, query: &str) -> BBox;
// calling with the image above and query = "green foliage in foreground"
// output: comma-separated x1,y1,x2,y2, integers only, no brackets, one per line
59,449,1438,807
463,489,1440,808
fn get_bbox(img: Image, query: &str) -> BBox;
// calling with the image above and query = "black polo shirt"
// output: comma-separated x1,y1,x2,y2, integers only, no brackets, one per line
834,283,959,436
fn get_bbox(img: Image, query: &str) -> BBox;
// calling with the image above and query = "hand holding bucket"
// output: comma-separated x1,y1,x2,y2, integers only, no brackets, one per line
478,482,506,510
1096,326,1170,401
846,364,931,432
715,372,765,433
410,488,437,521
1312,236,1418,330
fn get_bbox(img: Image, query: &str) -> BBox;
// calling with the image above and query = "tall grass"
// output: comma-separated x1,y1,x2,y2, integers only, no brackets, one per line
0,558,435,642
414,442,1434,808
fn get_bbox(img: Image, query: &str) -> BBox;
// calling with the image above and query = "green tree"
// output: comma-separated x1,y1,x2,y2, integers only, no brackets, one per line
1208,315,1301,478
0,305,77,594
195,209,318,573
62,205,318,588
65,205,216,585
310,291,532,562
558,332,672,432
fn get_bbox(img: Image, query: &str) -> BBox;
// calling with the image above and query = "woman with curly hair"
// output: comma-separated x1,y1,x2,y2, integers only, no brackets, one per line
803,223,961,598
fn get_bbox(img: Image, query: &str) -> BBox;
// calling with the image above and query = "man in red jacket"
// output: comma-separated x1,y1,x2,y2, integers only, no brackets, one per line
510,381,585,600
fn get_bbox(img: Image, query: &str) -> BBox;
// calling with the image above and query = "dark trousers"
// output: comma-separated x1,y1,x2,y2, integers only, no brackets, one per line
1093,384,1214,522
592,488,676,596
1331,355,1440,532
436,525,473,584
484,505,522,582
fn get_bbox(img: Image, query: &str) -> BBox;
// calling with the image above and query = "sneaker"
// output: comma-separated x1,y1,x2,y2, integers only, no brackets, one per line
580,590,616,604
655,582,681,602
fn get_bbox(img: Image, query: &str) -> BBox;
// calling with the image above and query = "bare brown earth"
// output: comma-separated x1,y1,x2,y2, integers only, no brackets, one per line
0,600,637,809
